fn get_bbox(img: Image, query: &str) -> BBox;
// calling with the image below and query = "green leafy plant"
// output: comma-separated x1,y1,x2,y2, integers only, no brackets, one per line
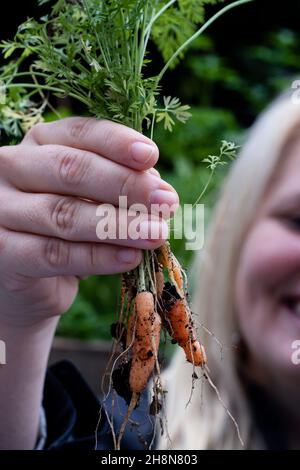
0,0,253,140
192,139,240,207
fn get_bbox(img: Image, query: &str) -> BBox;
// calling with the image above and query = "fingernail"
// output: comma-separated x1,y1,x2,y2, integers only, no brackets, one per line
131,142,157,164
150,189,179,207
117,248,138,264
139,219,169,240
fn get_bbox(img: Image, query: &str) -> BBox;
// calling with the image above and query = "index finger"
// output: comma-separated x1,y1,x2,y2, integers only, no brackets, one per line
23,117,159,171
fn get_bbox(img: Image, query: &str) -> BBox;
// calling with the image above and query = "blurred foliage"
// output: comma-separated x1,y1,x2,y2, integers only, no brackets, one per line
235,29,300,113
58,276,121,340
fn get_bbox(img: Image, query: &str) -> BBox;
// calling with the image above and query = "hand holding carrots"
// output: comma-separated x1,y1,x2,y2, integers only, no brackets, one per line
0,117,178,328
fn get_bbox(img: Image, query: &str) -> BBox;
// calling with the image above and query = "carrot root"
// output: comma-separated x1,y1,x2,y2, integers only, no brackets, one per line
129,291,161,393
165,294,206,367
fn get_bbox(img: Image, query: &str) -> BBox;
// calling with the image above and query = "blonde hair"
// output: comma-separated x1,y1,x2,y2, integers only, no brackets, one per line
158,92,300,450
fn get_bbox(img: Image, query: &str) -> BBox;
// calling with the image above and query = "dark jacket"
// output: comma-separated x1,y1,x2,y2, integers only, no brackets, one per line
43,360,154,450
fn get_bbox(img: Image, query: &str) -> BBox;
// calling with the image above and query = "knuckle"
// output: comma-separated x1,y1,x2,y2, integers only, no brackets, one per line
102,125,115,150
89,243,100,268
58,149,90,186
0,230,8,255
0,145,10,160
0,145,13,171
119,171,136,197
44,238,71,268
69,117,96,141
24,122,46,142
51,197,78,236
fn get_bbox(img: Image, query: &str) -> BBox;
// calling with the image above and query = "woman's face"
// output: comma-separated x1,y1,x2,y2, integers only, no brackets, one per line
235,136,300,406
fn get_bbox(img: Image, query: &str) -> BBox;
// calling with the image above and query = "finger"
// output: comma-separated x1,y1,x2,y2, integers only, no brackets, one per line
23,117,159,171
148,168,160,178
2,145,178,212
0,229,143,278
0,192,169,249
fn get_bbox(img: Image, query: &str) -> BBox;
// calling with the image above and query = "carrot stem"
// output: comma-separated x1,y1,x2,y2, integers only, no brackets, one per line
138,253,146,291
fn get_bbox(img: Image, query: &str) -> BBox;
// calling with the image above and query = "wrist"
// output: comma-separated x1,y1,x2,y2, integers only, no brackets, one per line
0,314,58,343
0,313,58,449
0,313,59,334
0,316,58,374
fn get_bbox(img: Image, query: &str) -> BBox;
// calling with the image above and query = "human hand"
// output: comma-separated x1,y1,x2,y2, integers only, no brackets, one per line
0,117,178,327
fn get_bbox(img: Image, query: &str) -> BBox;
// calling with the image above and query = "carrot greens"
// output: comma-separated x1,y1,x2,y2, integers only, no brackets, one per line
0,0,252,138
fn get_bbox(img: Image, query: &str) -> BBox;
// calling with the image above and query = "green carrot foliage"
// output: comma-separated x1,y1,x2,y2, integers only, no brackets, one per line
0,0,253,141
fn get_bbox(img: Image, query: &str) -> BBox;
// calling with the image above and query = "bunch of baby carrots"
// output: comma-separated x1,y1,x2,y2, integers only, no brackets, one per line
109,242,206,449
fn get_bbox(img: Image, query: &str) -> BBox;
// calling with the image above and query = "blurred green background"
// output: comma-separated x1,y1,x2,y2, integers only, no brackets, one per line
1,1,300,340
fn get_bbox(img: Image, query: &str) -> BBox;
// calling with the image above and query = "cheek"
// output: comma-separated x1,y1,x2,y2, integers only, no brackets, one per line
237,219,300,294
235,219,300,381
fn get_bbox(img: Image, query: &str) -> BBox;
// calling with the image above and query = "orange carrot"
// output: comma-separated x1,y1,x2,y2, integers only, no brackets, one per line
170,253,184,293
157,242,184,296
129,291,161,393
183,340,207,366
166,297,206,367
155,269,165,299
117,291,161,450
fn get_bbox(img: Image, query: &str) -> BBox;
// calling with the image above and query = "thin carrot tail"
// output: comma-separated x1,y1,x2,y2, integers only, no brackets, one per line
116,391,139,450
